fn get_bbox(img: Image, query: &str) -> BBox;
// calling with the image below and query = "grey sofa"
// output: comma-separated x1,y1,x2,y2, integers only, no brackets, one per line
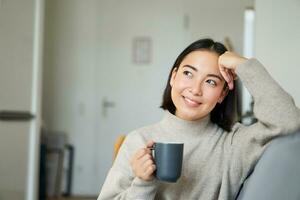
236,131,300,200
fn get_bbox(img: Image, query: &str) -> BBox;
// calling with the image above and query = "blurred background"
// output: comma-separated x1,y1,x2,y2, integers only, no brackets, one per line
0,0,299,200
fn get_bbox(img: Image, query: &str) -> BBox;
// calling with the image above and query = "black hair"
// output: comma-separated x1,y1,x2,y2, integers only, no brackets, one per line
160,38,238,131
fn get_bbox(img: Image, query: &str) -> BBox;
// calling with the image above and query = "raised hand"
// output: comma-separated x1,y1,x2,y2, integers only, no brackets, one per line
218,51,248,90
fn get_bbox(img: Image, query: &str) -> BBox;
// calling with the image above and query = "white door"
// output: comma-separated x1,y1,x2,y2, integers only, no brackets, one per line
0,0,44,200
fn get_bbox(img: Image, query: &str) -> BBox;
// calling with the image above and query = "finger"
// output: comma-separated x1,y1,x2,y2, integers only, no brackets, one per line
228,70,235,90
145,148,152,155
141,163,154,175
231,70,238,80
144,164,156,177
141,158,154,169
134,148,147,160
231,70,237,79
142,165,156,181
219,65,227,74
229,69,236,78
130,150,145,168
134,155,152,176
227,78,234,90
222,67,229,82
221,68,235,90
220,68,231,83
139,153,153,166
226,76,233,90
228,81,234,90
146,140,155,148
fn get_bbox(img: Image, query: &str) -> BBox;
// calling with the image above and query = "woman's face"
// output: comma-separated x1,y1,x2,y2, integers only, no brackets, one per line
170,50,228,121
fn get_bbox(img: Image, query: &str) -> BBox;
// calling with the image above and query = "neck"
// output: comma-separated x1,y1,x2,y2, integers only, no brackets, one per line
160,110,212,136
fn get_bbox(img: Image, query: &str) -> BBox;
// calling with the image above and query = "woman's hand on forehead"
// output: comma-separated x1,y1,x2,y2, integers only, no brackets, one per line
218,51,248,90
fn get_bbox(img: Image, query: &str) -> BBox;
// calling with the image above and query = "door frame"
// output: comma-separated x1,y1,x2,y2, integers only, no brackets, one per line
26,0,45,200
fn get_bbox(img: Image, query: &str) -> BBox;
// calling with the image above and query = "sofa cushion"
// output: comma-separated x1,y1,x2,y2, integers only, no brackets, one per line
236,131,300,200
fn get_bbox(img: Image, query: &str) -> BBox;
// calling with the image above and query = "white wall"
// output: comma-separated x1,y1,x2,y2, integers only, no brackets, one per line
42,0,253,195
184,0,253,54
255,0,300,106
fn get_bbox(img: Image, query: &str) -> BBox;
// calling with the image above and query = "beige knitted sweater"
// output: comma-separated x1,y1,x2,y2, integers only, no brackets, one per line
98,59,300,200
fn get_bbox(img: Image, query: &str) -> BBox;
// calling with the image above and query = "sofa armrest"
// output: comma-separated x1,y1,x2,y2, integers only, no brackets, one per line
236,131,300,200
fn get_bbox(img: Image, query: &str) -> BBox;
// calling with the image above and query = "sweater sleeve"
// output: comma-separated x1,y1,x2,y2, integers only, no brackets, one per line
231,58,300,179
97,132,158,200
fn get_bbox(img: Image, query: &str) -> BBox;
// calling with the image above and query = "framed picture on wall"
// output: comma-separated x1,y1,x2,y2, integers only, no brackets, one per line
132,36,152,64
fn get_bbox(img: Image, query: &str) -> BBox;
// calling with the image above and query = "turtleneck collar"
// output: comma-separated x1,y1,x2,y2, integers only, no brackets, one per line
159,110,212,136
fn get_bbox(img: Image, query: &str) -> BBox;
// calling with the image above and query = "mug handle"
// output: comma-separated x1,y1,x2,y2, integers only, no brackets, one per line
149,143,157,176
149,143,155,159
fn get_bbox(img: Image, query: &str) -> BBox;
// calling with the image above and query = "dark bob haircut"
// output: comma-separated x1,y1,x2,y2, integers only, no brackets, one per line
160,38,238,132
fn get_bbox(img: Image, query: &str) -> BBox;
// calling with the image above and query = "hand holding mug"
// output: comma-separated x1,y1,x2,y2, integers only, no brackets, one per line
131,140,184,183
130,140,156,181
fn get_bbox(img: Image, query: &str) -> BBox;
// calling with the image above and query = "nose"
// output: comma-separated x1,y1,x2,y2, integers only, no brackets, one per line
190,82,202,96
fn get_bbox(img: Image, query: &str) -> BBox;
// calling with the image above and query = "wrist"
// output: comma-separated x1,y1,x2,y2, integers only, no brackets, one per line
235,57,248,69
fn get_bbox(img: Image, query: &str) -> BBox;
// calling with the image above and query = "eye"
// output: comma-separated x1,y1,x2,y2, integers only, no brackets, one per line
183,70,193,78
206,79,217,87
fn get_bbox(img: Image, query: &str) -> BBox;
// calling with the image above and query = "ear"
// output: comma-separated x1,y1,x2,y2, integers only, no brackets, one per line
170,68,178,87
218,87,229,104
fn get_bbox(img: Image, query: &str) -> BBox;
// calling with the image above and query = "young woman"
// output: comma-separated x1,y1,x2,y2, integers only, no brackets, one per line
98,38,300,200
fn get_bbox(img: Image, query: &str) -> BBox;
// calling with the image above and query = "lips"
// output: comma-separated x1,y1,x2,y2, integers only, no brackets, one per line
183,96,201,107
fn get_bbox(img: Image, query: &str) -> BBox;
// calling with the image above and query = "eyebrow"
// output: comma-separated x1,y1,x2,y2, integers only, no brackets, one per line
183,65,198,71
207,74,223,81
183,65,223,81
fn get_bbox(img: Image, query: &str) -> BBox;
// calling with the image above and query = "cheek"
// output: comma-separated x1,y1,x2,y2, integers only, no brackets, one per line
204,88,223,103
173,76,190,92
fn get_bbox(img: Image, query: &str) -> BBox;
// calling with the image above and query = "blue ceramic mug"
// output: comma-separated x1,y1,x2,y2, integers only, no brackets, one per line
152,142,184,182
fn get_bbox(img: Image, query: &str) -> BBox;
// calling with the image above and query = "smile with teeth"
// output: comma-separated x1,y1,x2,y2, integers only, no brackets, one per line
183,96,201,107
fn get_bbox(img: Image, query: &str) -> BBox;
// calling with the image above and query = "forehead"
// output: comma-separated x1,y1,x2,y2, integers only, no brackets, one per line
180,50,219,71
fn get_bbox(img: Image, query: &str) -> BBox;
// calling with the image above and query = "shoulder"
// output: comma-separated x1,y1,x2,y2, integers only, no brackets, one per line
122,122,161,152
127,122,161,140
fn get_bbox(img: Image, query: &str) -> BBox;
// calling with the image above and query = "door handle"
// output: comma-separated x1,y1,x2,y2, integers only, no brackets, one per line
102,97,115,117
0,110,35,121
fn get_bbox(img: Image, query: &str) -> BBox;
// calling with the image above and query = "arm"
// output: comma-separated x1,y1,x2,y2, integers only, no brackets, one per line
236,58,300,133
97,133,158,200
229,57,300,172
218,52,300,135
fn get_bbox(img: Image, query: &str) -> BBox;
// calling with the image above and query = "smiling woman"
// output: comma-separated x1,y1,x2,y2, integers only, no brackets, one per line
97,38,300,200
